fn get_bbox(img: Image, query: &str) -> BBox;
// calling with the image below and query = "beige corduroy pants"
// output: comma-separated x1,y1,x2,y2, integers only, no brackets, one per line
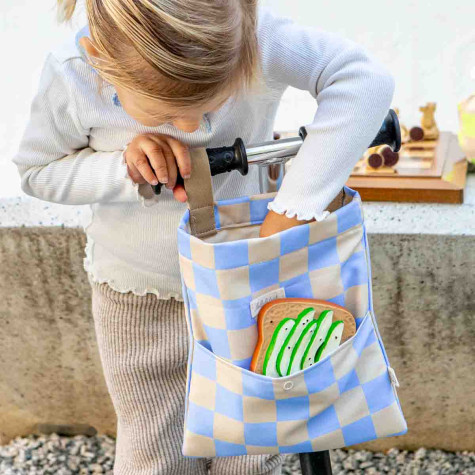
90,280,285,475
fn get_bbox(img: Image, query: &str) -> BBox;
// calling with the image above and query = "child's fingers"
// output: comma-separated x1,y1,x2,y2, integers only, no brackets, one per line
148,137,178,190
127,162,147,184
129,149,160,185
164,136,191,179
139,139,169,185
172,183,187,203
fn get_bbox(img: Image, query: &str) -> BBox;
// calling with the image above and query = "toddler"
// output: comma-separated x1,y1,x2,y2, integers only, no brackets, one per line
13,0,394,473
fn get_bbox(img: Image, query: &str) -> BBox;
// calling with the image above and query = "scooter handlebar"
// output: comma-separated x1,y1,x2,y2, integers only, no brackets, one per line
151,108,401,195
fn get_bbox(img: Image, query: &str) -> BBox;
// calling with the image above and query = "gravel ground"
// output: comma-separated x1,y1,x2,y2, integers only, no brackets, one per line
1,434,475,474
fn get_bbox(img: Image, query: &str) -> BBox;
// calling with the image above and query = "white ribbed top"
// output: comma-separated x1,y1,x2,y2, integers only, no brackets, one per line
12,6,394,300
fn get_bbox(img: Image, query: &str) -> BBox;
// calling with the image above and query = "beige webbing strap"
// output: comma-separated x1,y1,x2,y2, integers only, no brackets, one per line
184,147,217,238
184,147,347,236
325,188,349,213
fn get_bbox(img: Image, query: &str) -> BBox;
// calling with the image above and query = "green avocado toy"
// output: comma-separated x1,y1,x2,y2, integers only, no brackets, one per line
250,298,357,377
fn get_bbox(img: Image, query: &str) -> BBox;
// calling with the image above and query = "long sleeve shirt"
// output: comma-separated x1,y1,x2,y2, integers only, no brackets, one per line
12,5,394,300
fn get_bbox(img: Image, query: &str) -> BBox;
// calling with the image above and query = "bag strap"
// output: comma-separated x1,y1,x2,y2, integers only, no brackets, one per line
184,147,217,238
326,188,350,213
184,147,349,237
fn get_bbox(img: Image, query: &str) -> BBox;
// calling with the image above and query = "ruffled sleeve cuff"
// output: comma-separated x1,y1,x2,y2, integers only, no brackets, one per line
267,199,331,223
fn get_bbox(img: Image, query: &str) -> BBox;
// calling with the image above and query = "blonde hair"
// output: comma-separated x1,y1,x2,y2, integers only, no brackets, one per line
57,0,264,116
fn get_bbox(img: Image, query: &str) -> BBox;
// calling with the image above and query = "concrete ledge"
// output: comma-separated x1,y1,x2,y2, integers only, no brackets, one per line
355,233,475,452
1,176,474,234
1,225,474,451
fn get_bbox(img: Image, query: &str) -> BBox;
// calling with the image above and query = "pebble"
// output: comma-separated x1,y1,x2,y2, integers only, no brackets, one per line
1,434,475,474
282,448,475,474
0,434,115,474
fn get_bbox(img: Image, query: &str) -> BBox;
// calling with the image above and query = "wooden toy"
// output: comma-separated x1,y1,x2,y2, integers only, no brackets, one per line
403,103,440,160
349,102,467,203
366,145,385,169
420,102,440,141
408,102,440,142
364,144,399,172
394,108,410,144
250,298,356,376
360,106,404,171
409,126,425,142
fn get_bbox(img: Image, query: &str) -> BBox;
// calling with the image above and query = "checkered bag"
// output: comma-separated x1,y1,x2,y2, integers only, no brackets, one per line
177,148,407,458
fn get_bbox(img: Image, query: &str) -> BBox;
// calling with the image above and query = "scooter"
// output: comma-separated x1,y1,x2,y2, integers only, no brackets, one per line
150,109,401,199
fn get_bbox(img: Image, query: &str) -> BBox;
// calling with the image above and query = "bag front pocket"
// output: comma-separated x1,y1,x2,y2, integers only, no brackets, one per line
182,311,407,458
178,220,371,369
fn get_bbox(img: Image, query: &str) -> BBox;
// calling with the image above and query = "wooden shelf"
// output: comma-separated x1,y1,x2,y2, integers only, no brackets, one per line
347,132,468,203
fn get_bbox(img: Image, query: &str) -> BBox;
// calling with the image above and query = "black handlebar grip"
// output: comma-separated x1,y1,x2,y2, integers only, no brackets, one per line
151,181,165,195
151,171,186,195
299,109,401,153
206,138,248,177
369,109,401,152
151,138,248,195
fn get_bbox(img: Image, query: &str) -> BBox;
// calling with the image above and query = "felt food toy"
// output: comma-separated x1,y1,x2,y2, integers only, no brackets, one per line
277,310,342,377
287,309,333,375
275,308,315,377
300,310,335,370
315,321,345,362
250,298,356,377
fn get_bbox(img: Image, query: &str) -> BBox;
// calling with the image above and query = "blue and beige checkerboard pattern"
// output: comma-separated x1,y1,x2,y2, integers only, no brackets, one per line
177,186,407,457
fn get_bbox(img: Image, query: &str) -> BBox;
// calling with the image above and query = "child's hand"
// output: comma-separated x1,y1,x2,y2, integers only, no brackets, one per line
124,133,191,203
259,210,313,237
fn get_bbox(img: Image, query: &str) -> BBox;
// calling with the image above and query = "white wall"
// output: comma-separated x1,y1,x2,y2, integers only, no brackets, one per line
262,0,475,132
1,0,474,197
1,0,88,197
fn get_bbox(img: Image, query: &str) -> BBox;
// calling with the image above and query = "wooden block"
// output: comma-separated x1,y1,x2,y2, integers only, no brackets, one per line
410,126,424,141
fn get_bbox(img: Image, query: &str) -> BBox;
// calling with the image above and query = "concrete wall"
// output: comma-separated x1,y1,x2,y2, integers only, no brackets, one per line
1,227,474,451
0,228,116,443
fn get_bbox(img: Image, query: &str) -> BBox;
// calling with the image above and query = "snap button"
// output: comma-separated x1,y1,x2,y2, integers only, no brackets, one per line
283,381,294,391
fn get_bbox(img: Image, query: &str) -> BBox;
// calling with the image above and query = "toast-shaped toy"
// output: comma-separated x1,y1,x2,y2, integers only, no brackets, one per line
250,298,356,376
